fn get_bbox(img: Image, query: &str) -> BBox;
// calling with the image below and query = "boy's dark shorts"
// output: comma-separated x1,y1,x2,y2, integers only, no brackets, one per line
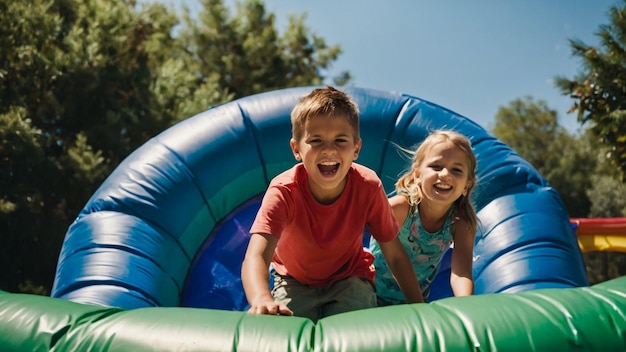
271,271,377,322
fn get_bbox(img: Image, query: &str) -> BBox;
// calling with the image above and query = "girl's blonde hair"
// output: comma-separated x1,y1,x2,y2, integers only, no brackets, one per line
396,130,478,235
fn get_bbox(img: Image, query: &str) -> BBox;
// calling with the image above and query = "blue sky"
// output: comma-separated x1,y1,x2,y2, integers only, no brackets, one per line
159,0,619,133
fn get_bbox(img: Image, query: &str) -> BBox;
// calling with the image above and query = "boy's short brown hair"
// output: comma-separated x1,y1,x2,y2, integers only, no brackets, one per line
291,86,360,142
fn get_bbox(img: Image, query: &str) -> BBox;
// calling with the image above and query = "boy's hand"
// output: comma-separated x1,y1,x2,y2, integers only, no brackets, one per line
243,234,292,315
247,299,293,316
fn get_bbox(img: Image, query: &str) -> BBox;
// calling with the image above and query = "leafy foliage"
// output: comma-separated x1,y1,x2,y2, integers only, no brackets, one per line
584,252,626,285
0,0,347,294
178,0,349,99
1,0,189,294
586,175,626,217
492,96,625,218
492,97,589,216
555,0,626,181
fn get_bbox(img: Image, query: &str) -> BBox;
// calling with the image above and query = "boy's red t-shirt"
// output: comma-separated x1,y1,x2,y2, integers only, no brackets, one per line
250,163,399,287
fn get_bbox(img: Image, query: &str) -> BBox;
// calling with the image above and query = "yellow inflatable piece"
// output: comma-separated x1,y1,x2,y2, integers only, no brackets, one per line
571,218,626,253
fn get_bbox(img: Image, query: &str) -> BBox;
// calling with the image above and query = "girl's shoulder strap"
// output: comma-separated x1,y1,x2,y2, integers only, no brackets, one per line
407,201,420,222
397,188,409,197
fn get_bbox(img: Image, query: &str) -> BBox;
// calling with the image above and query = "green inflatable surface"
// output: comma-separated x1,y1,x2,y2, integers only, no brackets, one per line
1,277,624,351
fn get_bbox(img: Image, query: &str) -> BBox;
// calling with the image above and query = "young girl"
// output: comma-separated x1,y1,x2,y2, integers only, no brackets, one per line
370,130,478,304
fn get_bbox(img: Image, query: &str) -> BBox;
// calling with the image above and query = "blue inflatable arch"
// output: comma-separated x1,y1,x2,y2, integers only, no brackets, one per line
4,86,618,350
51,86,588,308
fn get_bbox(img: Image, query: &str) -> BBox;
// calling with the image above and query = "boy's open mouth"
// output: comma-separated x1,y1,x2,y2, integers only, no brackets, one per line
318,162,339,175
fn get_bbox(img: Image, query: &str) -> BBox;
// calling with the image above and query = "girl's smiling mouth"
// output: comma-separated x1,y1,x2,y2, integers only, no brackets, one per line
434,183,452,191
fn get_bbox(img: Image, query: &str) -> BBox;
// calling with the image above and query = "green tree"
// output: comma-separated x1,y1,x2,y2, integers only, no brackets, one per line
555,0,626,181
0,0,348,294
587,175,626,217
583,129,626,217
491,96,594,217
178,0,350,99
0,0,190,294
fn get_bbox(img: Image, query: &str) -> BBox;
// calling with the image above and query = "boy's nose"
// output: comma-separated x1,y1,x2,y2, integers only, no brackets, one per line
322,143,336,154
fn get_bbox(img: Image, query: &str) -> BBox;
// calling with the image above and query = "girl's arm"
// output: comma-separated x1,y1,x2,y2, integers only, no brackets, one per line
379,195,424,303
241,233,293,315
450,219,474,296
378,237,424,303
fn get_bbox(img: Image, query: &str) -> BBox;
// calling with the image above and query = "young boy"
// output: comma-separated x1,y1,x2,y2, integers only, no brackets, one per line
241,86,423,322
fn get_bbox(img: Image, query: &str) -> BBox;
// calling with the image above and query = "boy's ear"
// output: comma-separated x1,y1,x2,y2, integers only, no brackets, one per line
353,139,362,160
290,138,301,160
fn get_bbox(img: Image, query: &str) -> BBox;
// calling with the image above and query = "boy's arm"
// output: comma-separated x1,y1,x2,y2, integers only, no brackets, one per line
378,237,425,304
241,233,293,315
450,221,474,296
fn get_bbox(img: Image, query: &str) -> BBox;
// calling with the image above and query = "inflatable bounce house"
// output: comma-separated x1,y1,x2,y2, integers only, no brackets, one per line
1,86,625,351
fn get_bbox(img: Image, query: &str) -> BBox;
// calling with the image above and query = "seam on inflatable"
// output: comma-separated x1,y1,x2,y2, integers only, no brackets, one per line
158,140,217,230
56,280,161,307
238,102,269,186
